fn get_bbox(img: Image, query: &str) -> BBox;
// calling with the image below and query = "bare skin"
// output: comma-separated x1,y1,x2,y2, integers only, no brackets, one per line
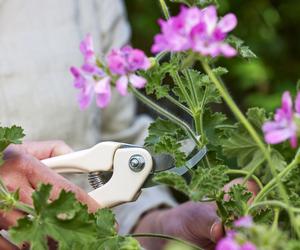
134,178,259,250
0,141,101,249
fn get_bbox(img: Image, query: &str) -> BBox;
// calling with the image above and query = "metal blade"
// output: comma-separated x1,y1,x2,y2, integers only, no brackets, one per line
142,147,207,188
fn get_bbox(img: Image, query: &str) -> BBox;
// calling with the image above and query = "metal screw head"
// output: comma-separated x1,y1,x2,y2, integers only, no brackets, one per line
129,155,145,172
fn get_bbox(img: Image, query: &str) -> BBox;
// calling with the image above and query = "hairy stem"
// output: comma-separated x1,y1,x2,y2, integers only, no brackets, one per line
129,233,203,250
158,0,170,19
225,169,263,190
201,60,300,237
166,95,193,116
247,200,300,214
254,155,300,203
130,86,201,148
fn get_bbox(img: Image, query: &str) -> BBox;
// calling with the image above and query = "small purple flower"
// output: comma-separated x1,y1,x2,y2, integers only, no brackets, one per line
241,242,257,250
216,236,240,250
191,6,237,57
107,45,150,96
262,91,300,148
70,34,112,109
234,216,253,228
151,5,237,58
70,67,111,109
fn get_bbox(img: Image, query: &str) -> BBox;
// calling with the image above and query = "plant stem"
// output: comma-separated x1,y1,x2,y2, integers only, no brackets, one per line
166,95,193,116
247,200,300,214
225,169,263,190
15,201,35,215
158,0,170,19
129,233,203,250
130,86,201,148
184,69,199,108
201,61,300,237
272,208,280,231
254,155,299,203
171,71,195,111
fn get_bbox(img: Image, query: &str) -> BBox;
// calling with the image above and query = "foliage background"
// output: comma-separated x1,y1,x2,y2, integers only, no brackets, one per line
125,0,300,112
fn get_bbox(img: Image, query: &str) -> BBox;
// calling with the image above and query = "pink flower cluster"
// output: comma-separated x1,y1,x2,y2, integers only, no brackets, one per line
70,35,150,109
70,34,112,109
152,5,237,57
107,46,151,96
263,91,300,148
216,216,257,250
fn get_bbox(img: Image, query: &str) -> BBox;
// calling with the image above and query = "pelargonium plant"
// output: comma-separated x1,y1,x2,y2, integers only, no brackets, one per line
1,0,300,249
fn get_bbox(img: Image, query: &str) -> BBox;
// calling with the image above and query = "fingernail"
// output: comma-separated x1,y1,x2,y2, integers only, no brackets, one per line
210,220,220,243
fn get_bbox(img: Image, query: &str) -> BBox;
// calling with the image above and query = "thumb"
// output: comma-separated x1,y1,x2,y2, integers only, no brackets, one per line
7,140,73,160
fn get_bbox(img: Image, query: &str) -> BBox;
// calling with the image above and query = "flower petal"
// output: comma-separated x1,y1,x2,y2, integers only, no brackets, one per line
202,5,218,34
217,13,237,33
234,216,253,228
264,127,294,144
281,91,293,119
220,44,237,57
116,75,129,96
77,84,93,110
129,74,147,89
95,78,111,108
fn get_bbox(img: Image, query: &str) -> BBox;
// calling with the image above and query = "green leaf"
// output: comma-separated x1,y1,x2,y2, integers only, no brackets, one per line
141,56,180,100
0,125,25,164
218,184,252,226
227,35,257,59
189,165,229,201
145,118,187,166
169,0,219,7
154,165,228,201
10,184,141,250
222,108,286,181
153,172,190,196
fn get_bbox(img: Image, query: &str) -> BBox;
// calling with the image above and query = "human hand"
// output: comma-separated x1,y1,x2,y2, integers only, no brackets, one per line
134,179,259,250
0,141,100,249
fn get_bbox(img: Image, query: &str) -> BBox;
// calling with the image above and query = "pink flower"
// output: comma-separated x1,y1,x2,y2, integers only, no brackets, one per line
216,237,240,250
262,91,300,148
151,5,237,58
70,67,111,109
241,242,257,250
191,6,237,57
107,45,151,96
234,216,253,228
70,34,111,109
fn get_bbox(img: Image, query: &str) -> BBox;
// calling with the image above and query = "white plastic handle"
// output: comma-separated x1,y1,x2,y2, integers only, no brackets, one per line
41,142,153,208
41,142,121,173
89,147,153,207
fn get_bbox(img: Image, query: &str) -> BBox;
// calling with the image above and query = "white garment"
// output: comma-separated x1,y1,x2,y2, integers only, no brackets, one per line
0,0,176,234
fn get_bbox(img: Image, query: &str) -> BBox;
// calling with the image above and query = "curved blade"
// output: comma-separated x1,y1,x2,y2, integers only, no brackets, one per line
143,147,207,188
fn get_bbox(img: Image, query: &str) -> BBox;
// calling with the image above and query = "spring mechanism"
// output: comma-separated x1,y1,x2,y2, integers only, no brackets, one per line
88,171,112,189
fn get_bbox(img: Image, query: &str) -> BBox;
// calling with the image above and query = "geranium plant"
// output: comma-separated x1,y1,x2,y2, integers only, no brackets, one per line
1,0,300,249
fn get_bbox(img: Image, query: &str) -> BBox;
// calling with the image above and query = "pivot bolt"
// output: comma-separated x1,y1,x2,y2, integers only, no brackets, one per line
129,155,145,172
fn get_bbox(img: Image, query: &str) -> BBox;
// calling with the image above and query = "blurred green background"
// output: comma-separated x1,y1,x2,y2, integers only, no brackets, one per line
125,0,300,111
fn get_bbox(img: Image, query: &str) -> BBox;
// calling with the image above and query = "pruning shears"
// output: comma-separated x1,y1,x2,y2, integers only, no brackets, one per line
41,141,206,208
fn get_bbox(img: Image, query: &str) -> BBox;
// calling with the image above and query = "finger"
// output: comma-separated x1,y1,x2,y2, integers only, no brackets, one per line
223,178,260,203
0,236,19,250
6,141,73,160
0,210,25,230
27,157,99,212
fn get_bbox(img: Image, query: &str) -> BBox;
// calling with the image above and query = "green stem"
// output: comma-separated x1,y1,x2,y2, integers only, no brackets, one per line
158,0,170,19
130,86,200,148
201,61,299,237
247,200,300,214
241,160,264,187
166,95,193,116
225,169,263,190
129,233,203,250
254,155,299,203
15,201,35,215
272,208,280,231
171,71,195,111
184,69,199,108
